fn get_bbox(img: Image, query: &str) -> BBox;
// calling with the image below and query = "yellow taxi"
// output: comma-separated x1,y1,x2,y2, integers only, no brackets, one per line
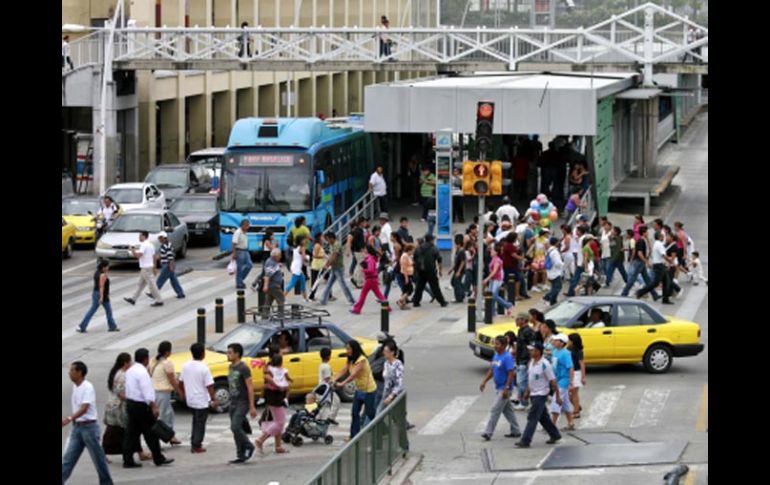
168,318,378,411
469,297,704,374
62,197,106,245
62,217,76,258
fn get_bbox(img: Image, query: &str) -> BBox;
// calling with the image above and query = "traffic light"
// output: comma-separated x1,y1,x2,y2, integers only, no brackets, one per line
462,161,491,196
489,160,503,196
475,101,495,156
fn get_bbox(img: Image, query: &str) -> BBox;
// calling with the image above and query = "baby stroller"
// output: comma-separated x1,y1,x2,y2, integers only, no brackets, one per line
282,383,335,446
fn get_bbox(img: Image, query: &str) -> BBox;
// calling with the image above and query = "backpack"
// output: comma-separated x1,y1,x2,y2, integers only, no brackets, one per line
369,347,386,382
544,250,553,270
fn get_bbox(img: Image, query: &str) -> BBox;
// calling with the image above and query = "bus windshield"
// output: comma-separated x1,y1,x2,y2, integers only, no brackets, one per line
220,151,312,213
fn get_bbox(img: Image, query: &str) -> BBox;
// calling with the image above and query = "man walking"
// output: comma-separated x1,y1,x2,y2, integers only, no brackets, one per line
621,226,659,299
412,234,448,307
232,219,253,290
123,348,174,467
543,237,564,306
179,343,218,454
124,231,163,307
513,314,535,409
153,231,185,299
479,336,521,441
396,216,413,243
515,342,563,448
370,165,388,213
62,35,74,71
62,361,113,484
319,232,356,306
549,334,575,430
227,343,257,464
636,231,674,304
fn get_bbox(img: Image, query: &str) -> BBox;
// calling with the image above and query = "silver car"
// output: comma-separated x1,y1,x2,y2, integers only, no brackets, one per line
95,209,188,262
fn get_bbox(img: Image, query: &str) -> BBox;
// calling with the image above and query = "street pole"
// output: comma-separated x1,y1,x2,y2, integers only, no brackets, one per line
99,0,124,196
476,194,484,320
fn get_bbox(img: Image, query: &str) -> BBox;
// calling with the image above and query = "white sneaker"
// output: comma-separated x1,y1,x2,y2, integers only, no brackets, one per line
531,286,542,293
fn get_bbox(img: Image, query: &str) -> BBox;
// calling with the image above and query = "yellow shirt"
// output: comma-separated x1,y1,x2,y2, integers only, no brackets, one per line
350,356,377,393
151,358,175,392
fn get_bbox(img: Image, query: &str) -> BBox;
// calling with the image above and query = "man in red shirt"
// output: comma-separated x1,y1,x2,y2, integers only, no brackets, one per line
501,233,529,301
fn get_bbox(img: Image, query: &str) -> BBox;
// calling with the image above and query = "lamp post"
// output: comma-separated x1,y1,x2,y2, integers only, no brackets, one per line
98,0,125,195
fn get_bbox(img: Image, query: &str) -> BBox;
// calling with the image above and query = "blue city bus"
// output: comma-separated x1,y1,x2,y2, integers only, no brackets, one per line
219,117,377,254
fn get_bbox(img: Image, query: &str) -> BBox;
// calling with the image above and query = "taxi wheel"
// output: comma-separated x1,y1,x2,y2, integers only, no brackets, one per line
64,238,74,259
643,344,673,374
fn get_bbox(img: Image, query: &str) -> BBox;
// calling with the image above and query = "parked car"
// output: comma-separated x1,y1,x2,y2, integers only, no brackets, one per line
469,296,704,374
168,194,220,245
95,209,188,262
166,310,377,412
62,196,102,245
104,183,166,212
62,217,76,258
187,147,224,190
144,164,212,203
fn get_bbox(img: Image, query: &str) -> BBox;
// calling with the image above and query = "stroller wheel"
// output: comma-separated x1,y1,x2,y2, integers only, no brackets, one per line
324,435,334,445
312,436,319,442
282,432,292,443
292,436,304,447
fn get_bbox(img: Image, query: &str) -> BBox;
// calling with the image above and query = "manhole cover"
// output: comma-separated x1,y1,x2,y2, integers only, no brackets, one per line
570,431,637,445
541,441,687,469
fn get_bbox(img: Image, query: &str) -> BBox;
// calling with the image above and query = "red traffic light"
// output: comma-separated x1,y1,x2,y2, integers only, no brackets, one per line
473,163,488,177
478,102,494,120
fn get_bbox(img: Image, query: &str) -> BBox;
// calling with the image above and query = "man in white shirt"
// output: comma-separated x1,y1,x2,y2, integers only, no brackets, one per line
515,343,562,448
635,231,673,304
369,165,388,213
62,35,74,71
543,237,564,306
495,197,520,225
62,361,113,484
599,220,613,283
123,348,173,467
378,212,392,250
124,231,163,306
451,167,465,223
180,343,218,453
231,219,253,290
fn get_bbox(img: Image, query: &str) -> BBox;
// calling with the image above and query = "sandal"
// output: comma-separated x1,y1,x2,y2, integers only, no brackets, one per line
254,438,264,454
275,447,288,454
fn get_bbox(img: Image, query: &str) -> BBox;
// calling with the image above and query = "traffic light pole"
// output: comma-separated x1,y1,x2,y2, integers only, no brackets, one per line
476,194,485,321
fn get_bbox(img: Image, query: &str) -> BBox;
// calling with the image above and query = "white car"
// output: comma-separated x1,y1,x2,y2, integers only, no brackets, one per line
104,183,166,212
95,209,189,262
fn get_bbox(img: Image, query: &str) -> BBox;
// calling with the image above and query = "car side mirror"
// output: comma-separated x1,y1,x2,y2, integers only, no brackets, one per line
165,226,174,233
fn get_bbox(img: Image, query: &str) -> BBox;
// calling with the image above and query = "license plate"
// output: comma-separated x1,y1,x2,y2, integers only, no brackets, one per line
117,250,129,258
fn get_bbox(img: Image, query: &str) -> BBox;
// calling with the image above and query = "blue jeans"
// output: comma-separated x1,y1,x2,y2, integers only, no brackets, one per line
321,268,355,305
489,280,513,310
621,260,658,298
235,250,253,289
605,259,628,286
78,291,117,331
156,263,185,297
350,390,376,438
520,395,562,445
565,266,584,296
544,276,562,305
515,365,529,406
364,381,384,426
61,422,113,485
285,273,306,293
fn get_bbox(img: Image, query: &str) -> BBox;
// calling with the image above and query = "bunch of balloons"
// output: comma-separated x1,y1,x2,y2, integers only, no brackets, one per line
526,194,558,233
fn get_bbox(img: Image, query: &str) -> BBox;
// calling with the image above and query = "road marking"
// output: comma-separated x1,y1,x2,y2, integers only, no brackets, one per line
676,285,708,322
418,396,479,435
474,413,491,433
695,383,708,432
441,317,470,335
61,277,138,311
62,260,96,275
579,385,625,429
630,389,670,428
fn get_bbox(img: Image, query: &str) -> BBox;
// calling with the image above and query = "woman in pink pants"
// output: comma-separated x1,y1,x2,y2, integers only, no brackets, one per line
351,246,391,314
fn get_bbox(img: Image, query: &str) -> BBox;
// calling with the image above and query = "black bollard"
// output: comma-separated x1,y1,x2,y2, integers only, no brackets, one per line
467,300,476,333
197,308,206,345
507,275,516,306
237,289,245,323
484,291,493,324
215,298,224,333
381,301,390,333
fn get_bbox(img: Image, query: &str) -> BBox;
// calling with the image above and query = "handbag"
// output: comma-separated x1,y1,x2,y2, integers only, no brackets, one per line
151,419,175,443
258,407,273,425
227,259,237,275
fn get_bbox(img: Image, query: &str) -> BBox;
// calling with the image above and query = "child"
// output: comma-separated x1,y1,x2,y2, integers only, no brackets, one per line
567,333,586,419
266,354,292,405
317,348,340,423
690,251,708,286
304,393,318,414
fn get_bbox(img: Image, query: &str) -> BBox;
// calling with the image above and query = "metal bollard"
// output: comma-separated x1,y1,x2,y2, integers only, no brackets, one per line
215,298,224,333
197,308,206,345
484,291,493,324
507,275,516,306
467,300,476,333
237,289,245,323
381,301,390,333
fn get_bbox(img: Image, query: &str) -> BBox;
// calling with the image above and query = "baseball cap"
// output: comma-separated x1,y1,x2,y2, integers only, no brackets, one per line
554,333,569,343
158,231,168,238
379,212,390,220
527,342,545,352
516,312,529,320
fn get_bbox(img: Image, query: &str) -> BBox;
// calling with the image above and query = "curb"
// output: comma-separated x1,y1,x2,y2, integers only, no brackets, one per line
379,452,424,485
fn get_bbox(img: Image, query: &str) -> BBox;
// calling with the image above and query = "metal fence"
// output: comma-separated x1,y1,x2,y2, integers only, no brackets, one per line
306,392,409,485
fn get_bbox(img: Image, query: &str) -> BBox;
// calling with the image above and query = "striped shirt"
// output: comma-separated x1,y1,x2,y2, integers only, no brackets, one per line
159,241,175,264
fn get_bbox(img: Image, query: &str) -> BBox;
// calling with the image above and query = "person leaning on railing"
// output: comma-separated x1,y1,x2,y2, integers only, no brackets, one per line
333,339,377,440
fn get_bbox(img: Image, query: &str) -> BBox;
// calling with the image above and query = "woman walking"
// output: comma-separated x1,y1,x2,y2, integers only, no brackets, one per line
150,341,182,445
333,339,377,439
483,243,514,317
376,340,405,415
308,233,326,301
102,353,151,462
351,246,391,314
76,260,119,333
567,333,586,419
397,243,415,310
255,354,292,454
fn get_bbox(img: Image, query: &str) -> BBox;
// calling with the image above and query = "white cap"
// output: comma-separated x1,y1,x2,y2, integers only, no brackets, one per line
158,231,168,238
554,333,569,343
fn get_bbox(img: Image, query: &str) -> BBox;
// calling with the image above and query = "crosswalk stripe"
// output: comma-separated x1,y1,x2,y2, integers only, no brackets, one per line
676,285,707,322
629,389,670,428
579,385,625,429
61,277,139,311
61,276,90,296
418,396,479,435
62,260,96,275
104,280,239,350
62,277,220,340
474,413,492,433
